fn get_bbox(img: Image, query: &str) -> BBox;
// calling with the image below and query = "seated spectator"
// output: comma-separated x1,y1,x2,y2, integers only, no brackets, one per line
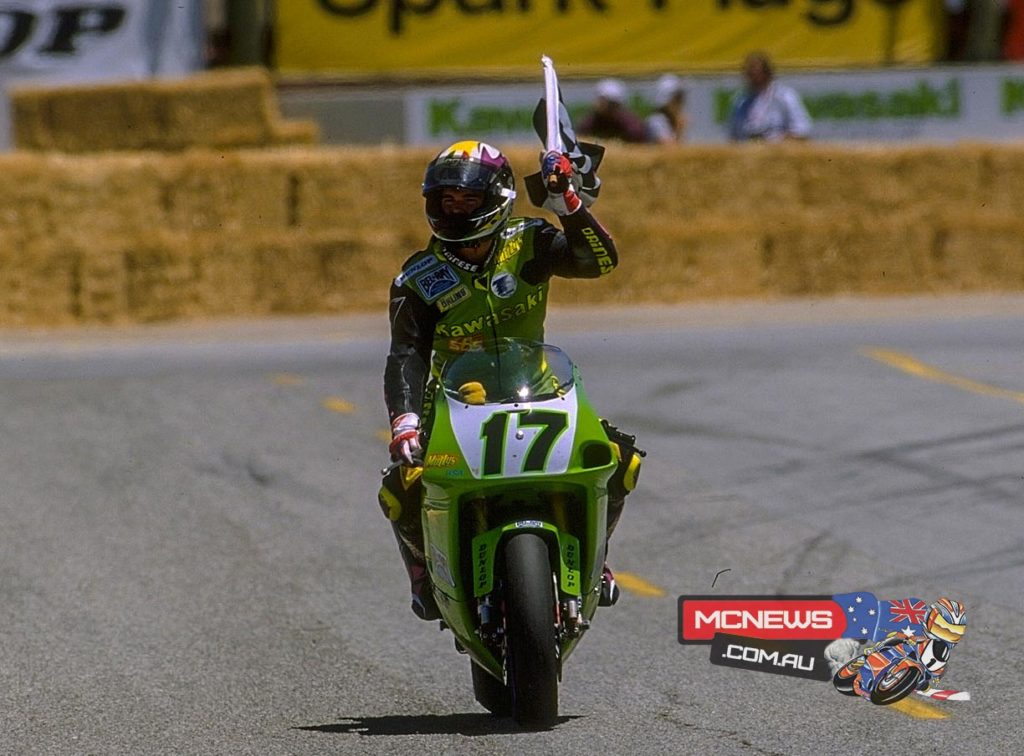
728,52,812,142
577,78,648,143
646,74,688,146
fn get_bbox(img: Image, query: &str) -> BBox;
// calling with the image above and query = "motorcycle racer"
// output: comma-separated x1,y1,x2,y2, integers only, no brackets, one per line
379,140,642,620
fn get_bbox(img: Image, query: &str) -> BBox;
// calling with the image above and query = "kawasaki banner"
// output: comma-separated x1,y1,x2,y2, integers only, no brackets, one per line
277,0,944,75
405,66,1024,145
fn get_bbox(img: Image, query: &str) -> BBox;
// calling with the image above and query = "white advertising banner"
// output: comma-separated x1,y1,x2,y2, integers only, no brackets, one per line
406,66,1024,148
0,0,204,147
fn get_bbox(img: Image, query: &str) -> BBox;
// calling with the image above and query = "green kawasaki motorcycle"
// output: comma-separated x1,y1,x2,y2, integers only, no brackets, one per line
420,337,618,728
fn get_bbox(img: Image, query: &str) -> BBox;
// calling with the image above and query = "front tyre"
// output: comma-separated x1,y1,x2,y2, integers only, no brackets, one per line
504,532,559,728
869,659,923,705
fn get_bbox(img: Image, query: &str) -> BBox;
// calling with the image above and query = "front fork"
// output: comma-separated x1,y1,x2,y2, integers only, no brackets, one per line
471,515,589,666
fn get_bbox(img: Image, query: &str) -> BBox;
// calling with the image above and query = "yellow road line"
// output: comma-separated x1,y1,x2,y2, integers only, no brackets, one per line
375,429,392,443
615,572,667,598
271,373,306,386
323,397,356,414
890,696,950,720
862,347,1024,406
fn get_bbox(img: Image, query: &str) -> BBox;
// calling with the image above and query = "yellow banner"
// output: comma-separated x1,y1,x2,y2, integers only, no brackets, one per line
276,1,944,76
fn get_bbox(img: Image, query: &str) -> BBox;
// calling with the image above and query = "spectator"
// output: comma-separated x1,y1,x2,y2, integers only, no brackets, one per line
646,74,688,146
946,0,1013,61
967,0,1007,61
577,78,648,143
943,0,970,60
728,52,812,142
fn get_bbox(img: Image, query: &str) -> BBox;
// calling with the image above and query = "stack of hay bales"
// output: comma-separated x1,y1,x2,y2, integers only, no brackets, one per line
10,67,317,152
548,143,1024,306
1,71,1024,327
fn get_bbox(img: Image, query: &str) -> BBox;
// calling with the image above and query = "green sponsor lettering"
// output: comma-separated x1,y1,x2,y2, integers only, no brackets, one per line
714,89,735,124
429,100,611,138
714,79,960,124
466,105,535,134
1003,79,1024,116
429,98,461,136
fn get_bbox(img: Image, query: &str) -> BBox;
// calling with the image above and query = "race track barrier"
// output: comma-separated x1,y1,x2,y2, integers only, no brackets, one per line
1,144,1023,325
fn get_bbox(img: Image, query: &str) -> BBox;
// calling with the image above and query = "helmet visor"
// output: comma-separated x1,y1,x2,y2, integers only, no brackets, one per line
423,158,497,194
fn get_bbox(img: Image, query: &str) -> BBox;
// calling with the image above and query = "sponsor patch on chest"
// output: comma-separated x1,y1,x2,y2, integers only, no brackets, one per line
436,285,470,312
415,264,460,300
394,255,440,287
490,272,518,298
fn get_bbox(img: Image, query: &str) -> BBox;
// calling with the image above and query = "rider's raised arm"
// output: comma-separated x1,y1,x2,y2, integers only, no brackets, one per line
384,277,439,422
523,208,618,283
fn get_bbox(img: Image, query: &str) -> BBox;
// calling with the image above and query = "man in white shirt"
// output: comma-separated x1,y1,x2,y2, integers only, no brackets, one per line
728,52,812,142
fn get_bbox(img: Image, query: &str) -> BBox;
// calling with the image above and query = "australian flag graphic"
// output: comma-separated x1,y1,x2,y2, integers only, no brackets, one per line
833,592,929,642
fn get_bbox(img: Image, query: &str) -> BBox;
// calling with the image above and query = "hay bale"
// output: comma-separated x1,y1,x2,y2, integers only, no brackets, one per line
159,68,275,150
980,145,1024,215
290,146,430,232
932,216,1024,290
0,235,80,326
46,153,167,237
763,215,936,296
10,84,163,152
270,119,320,146
9,67,317,152
160,151,292,232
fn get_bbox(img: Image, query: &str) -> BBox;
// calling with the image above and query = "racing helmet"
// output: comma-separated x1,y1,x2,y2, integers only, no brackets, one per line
423,141,516,243
923,597,967,644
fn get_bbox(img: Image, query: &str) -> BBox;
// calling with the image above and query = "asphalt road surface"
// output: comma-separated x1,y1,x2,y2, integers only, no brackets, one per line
1,295,1022,755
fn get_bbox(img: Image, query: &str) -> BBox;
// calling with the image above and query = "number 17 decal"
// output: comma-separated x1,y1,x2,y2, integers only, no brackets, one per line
480,409,569,476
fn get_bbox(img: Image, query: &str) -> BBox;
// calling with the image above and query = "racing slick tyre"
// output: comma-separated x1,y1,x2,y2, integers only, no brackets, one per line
503,532,559,728
869,659,923,705
471,659,512,716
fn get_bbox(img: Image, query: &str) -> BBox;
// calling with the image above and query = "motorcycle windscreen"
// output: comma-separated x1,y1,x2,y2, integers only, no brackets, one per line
440,338,575,405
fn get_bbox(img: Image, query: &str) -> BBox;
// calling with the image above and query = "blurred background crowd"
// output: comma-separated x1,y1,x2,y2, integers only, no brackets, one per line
1,0,1023,149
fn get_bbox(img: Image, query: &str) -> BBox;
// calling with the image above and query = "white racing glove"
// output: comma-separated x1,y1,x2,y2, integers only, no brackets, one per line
540,150,582,216
389,412,422,466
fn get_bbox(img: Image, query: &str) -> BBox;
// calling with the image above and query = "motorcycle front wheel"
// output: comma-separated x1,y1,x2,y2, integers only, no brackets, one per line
869,659,923,705
503,532,559,728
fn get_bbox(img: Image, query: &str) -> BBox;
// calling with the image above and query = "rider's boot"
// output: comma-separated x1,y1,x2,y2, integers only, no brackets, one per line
601,420,644,608
399,535,440,622
379,466,439,621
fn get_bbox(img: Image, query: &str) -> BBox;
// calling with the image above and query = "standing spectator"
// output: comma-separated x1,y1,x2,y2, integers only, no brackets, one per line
944,0,970,60
946,0,1012,61
728,52,812,142
577,78,648,143
646,74,688,146
965,0,1007,61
